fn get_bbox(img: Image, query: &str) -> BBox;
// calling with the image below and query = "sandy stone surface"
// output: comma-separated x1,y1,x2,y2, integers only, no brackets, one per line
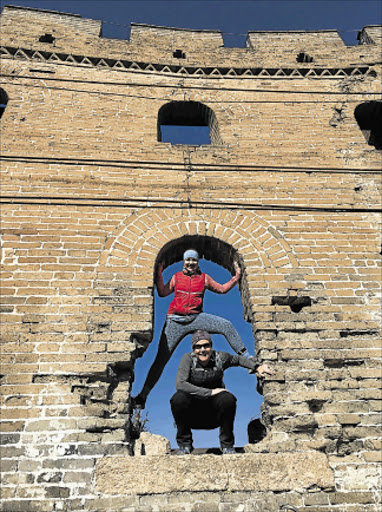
96,452,334,495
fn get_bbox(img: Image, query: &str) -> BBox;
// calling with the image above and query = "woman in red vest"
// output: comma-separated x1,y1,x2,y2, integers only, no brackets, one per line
133,249,254,409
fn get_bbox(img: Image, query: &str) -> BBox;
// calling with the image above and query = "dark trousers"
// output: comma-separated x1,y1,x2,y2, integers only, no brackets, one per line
170,390,237,449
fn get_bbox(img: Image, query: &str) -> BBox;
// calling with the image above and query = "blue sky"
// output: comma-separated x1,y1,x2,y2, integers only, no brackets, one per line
3,0,381,448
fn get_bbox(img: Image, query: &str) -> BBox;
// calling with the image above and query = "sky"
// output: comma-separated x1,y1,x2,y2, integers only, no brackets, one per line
2,0,381,449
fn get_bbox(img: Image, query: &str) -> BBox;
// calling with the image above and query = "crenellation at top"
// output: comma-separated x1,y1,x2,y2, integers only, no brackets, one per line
130,23,224,50
1,6,102,47
358,25,382,45
1,5,381,68
246,30,346,51
1,4,102,38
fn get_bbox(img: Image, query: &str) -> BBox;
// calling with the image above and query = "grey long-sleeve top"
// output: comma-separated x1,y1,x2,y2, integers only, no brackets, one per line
175,350,259,399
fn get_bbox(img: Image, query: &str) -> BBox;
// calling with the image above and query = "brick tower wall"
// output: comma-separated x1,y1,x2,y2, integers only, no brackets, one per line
0,5,381,512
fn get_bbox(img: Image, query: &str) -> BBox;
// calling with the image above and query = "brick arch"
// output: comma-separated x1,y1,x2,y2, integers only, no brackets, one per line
97,208,298,275
95,209,299,333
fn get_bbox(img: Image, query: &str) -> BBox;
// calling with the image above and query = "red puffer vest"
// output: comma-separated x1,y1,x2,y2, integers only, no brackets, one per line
167,271,206,315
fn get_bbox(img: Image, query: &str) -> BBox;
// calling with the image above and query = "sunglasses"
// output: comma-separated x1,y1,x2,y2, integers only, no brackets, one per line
194,343,211,350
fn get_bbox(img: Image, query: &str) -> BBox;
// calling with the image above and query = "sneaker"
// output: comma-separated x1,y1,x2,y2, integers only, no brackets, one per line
222,447,236,455
177,446,192,455
131,394,146,409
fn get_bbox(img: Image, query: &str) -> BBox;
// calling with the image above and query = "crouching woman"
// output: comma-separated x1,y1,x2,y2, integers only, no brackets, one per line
170,329,275,455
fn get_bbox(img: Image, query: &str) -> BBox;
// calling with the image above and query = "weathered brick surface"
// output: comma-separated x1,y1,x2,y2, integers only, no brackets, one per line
0,5,381,512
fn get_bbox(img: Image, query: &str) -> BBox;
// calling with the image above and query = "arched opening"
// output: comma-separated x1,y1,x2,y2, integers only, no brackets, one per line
132,235,262,450
157,101,222,145
354,100,382,150
0,88,8,119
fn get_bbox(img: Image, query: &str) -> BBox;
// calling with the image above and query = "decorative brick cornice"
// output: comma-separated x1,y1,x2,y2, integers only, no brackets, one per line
0,45,376,79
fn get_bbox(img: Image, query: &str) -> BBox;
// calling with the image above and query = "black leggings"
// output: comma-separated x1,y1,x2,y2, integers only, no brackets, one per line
170,390,237,449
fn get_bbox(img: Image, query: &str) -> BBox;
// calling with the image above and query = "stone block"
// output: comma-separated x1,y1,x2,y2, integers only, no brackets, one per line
133,432,171,456
335,463,382,491
0,500,55,512
304,492,330,505
45,486,71,499
96,452,334,495
0,433,20,445
191,501,221,512
337,413,362,425
329,491,374,504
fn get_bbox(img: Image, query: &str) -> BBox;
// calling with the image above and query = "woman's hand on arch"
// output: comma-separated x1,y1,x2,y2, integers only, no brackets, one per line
256,364,275,378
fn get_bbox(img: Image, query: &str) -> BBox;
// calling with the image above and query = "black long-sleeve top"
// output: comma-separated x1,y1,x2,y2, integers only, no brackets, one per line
175,350,259,399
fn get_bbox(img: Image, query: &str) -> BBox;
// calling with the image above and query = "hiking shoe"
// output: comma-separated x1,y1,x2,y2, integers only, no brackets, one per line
131,394,146,409
222,447,236,455
177,446,192,455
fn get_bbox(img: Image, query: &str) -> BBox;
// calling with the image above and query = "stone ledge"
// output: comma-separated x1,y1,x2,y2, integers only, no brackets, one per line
96,452,334,495
0,46,375,79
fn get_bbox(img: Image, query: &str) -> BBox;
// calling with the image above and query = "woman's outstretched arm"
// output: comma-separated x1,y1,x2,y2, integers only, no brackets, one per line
155,264,175,297
205,263,241,294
